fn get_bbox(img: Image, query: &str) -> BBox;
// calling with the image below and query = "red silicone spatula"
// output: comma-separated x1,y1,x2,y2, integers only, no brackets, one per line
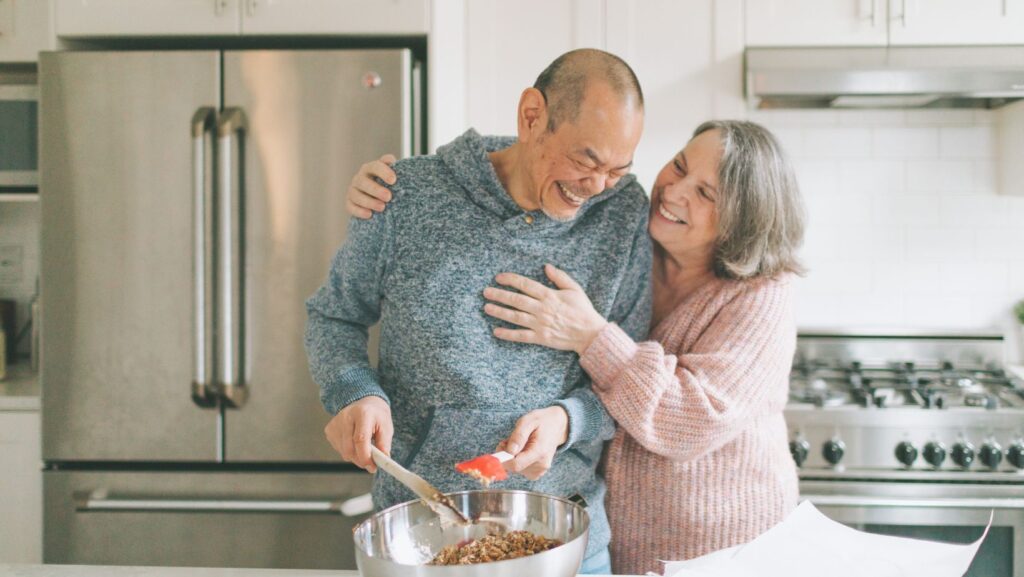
455,451,514,484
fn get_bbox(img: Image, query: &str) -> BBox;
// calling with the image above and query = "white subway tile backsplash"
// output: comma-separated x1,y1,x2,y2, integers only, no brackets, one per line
794,159,839,194
906,160,975,192
938,262,1009,295
803,128,871,158
905,227,975,261
837,110,906,126
939,126,994,159
939,194,1008,227
871,194,939,226
783,108,1018,332
976,228,1024,261
872,127,940,158
905,110,975,126
838,160,905,195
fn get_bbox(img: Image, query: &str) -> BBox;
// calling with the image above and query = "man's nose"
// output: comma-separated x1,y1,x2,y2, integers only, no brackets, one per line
584,173,609,195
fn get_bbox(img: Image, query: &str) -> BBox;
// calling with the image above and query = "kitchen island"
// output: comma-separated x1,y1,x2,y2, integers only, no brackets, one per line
0,566,631,577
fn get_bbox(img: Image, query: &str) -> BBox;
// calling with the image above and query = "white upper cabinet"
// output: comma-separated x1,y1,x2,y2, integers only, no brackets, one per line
55,0,429,37
241,0,429,35
0,0,55,62
888,0,1024,45
745,0,887,47
745,0,1024,46
55,0,242,37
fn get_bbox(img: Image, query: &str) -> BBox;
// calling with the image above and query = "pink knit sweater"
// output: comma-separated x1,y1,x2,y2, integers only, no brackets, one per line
580,274,799,576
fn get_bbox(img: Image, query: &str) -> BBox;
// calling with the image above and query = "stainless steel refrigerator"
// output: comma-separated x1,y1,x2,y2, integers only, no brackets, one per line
39,49,420,569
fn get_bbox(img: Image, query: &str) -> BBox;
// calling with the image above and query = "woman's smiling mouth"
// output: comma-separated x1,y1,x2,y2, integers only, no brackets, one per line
658,202,686,224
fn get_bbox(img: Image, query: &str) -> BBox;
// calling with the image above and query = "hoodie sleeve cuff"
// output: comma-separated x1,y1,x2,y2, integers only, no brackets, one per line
579,322,640,391
552,390,609,451
319,366,390,416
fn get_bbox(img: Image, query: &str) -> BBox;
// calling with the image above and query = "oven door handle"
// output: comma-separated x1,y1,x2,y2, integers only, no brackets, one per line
804,494,1024,510
74,490,371,517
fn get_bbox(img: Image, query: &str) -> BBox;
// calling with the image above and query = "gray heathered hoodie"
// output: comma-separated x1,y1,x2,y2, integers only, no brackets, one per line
305,129,652,559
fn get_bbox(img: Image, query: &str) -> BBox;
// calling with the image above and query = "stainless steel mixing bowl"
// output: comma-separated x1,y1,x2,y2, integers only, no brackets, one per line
353,490,590,577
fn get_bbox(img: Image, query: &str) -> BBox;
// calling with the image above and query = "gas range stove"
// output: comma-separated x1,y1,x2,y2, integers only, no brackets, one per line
784,331,1024,479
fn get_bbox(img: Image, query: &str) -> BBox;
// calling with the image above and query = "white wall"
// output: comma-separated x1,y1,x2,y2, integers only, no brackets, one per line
751,109,1024,342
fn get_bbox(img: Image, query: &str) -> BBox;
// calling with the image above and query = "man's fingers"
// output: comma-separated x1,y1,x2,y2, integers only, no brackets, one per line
375,417,394,457
352,418,376,473
544,264,583,291
504,419,537,456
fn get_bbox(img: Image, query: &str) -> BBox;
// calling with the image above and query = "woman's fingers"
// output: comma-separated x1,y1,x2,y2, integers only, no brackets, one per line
544,264,583,291
346,199,373,220
354,172,393,204
494,272,549,299
484,303,534,329
483,287,540,313
492,327,538,344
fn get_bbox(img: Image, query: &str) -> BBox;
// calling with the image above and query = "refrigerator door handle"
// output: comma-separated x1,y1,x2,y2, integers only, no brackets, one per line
215,108,249,408
74,490,370,516
191,107,218,409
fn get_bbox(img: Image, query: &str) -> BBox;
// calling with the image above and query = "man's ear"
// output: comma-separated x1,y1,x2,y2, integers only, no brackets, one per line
516,87,547,143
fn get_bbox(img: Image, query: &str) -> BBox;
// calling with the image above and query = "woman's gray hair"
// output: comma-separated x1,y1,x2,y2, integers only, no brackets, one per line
692,120,806,279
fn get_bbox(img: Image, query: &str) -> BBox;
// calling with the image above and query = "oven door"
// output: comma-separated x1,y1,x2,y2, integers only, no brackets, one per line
802,480,1024,577
45,469,373,569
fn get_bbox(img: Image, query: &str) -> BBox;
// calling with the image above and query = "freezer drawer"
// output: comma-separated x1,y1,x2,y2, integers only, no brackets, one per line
45,469,373,569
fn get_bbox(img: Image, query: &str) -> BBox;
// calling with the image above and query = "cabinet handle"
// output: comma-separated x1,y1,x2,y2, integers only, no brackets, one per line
191,108,218,409
901,0,909,27
215,108,249,409
247,0,258,17
214,0,227,16
805,494,1024,511
75,491,371,517
868,0,879,27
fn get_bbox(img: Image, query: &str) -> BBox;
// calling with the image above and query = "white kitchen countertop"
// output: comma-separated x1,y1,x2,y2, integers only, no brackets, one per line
0,566,629,577
0,362,40,411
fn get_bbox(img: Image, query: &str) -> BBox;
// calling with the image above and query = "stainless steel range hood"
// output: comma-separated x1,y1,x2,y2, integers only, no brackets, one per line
746,46,1024,109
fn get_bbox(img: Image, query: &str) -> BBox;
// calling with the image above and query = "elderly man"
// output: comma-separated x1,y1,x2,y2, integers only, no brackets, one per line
305,48,650,574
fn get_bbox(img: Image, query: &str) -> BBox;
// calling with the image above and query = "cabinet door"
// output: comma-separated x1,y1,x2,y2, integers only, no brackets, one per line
240,0,428,35
0,0,54,63
54,0,241,37
888,0,1024,45
745,0,887,46
0,411,41,563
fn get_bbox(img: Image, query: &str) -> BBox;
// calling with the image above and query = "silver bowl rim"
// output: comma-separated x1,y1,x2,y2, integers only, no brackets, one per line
352,489,592,565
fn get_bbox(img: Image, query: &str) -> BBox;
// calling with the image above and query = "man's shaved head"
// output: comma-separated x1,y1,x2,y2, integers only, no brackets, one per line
532,48,644,132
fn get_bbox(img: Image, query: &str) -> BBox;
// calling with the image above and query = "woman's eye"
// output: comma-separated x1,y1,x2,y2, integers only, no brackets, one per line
672,160,685,175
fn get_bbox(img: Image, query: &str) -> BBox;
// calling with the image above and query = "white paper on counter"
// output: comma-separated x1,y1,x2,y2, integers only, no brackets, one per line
661,501,991,577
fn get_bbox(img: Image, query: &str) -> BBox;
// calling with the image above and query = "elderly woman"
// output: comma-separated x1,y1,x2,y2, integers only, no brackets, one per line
346,120,806,575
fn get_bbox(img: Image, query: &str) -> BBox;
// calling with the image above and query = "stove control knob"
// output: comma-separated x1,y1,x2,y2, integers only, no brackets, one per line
1007,442,1024,470
952,441,976,469
823,438,846,466
790,438,811,468
980,441,1003,470
923,441,947,468
895,441,918,467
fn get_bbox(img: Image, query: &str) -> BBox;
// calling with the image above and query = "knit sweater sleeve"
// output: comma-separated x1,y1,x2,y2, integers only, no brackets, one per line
579,278,793,462
304,203,395,416
553,209,653,449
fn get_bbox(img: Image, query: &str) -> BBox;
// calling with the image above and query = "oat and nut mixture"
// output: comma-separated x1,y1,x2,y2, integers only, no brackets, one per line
429,530,562,565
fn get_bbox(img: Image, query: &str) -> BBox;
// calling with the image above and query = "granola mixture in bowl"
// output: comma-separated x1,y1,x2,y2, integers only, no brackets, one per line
429,530,562,565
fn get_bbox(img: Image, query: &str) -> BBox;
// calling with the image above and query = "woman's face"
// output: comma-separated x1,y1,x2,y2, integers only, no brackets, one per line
649,129,723,265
